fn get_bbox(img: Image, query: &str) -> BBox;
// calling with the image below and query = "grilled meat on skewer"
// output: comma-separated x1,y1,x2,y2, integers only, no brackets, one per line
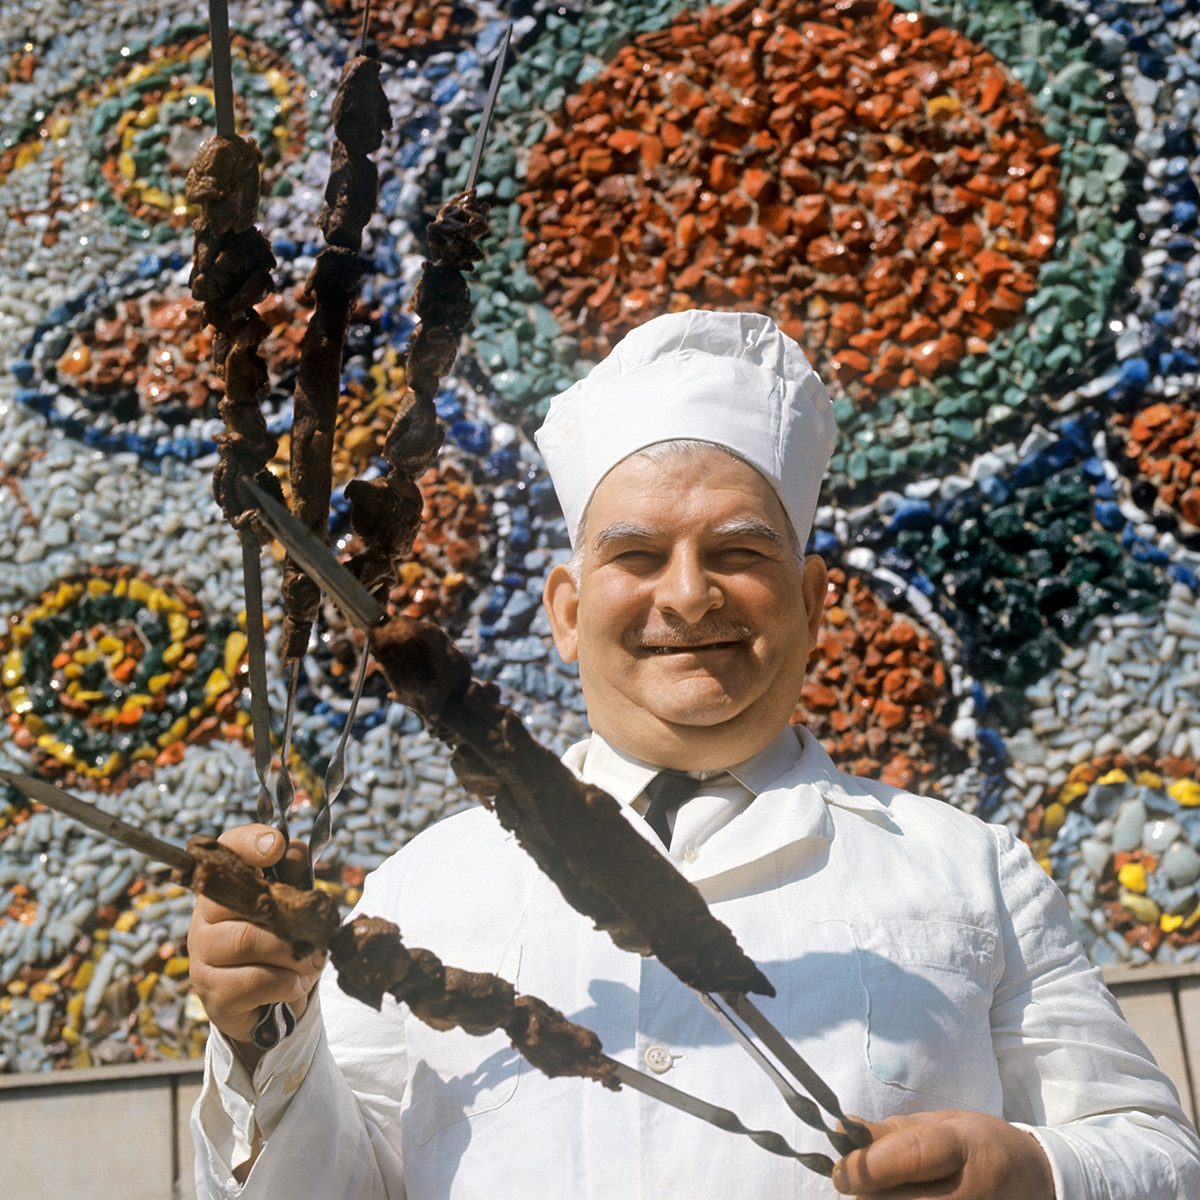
280,56,393,663
177,845,618,1089
344,188,489,593
186,134,285,535
366,614,773,998
330,915,620,1086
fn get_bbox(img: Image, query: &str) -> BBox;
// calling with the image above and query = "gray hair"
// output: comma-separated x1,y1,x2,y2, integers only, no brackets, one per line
566,439,804,580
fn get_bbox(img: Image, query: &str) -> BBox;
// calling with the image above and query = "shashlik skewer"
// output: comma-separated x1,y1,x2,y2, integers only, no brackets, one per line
339,25,509,595
0,769,836,1172
279,54,393,665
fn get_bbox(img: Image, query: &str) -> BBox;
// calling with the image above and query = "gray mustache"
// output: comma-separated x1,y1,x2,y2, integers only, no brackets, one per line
637,621,754,647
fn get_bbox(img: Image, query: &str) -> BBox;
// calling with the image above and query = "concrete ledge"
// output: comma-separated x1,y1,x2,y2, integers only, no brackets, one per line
0,1056,204,1200
1104,962,1200,1125
0,1055,203,1090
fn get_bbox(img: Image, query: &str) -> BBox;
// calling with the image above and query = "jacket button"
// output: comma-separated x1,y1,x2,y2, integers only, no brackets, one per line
644,1045,674,1074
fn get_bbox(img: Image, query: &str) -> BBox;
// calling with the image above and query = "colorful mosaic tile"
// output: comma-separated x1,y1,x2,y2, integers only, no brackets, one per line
1,569,247,791
1,0,1200,1075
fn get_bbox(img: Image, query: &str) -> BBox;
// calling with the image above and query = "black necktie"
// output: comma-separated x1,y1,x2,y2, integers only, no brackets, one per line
643,770,704,847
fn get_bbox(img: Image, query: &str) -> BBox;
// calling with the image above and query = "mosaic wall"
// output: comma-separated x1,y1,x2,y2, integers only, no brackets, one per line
0,0,1197,1075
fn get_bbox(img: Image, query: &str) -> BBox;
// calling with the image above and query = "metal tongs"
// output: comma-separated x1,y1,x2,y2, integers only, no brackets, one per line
0,766,859,1173
244,482,870,1171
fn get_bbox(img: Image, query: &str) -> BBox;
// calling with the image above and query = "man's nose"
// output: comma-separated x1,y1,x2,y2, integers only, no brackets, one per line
656,551,721,623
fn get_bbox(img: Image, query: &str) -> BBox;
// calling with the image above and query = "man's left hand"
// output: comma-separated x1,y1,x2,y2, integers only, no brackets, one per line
832,1110,1054,1199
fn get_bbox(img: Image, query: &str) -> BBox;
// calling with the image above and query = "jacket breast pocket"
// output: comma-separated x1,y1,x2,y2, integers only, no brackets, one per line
404,941,525,1147
852,919,1001,1109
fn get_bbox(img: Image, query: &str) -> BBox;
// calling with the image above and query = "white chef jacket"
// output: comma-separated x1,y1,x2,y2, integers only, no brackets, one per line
193,725,1200,1198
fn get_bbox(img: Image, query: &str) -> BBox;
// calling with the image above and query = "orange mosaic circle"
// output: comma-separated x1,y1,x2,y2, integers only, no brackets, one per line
797,567,960,790
1113,401,1200,532
518,0,1062,402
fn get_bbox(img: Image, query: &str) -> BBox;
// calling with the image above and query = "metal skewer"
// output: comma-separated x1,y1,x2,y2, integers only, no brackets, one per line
359,0,372,55
307,647,370,887
695,990,869,1155
465,23,512,193
203,0,299,1051
241,535,277,827
0,767,838,1170
207,0,236,139
608,1061,835,1173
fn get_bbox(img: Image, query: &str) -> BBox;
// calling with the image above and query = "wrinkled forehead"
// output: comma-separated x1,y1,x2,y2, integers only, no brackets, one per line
581,440,797,545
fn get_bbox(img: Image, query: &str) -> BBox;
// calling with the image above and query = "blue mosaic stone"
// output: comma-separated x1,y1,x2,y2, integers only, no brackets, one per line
888,498,935,531
481,586,509,622
502,636,550,664
1058,417,1093,454
1162,177,1200,205
1117,357,1150,388
1043,440,1075,471
1168,563,1200,589
378,174,406,214
1094,501,1123,530
811,529,840,555
402,109,441,146
478,19,510,56
10,359,33,384
1012,454,1051,488
529,478,560,516
978,475,1011,505
1172,200,1198,228
977,728,1006,773
1162,262,1188,287
483,446,520,480
493,591,539,636
434,391,463,421
448,422,489,458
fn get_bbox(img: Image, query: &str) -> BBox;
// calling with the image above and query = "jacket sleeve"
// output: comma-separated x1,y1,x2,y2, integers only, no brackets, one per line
189,860,412,1200
190,985,406,1199
988,825,1200,1198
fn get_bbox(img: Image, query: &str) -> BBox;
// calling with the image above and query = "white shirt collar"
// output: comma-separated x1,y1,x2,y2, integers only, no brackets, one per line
568,724,892,812
563,725,897,882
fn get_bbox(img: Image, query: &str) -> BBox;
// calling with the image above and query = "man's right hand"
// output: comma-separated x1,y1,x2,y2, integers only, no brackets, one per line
187,824,328,1067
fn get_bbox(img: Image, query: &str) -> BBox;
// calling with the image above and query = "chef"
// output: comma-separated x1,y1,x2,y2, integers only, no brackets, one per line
188,309,1200,1198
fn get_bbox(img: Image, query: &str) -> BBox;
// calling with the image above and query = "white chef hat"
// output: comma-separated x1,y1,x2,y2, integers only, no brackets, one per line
535,309,837,549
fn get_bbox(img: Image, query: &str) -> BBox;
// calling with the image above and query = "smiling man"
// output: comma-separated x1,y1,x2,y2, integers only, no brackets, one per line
544,449,828,770
188,310,1200,1198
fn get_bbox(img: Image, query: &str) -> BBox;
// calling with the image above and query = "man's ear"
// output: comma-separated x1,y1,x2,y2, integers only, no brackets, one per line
801,554,828,646
543,563,581,663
